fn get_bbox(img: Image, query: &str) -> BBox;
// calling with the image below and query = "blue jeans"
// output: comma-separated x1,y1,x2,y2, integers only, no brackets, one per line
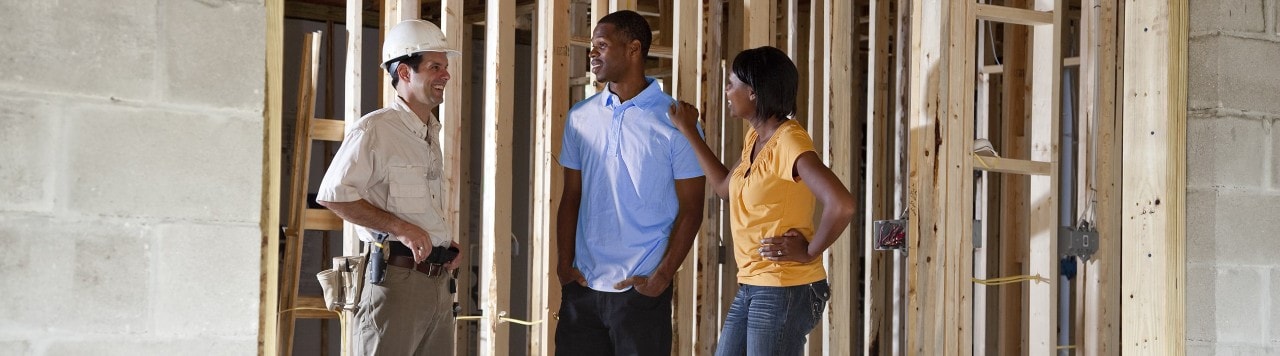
715,280,830,356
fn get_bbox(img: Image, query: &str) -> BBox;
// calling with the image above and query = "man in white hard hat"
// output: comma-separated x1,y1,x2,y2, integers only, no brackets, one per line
316,19,462,355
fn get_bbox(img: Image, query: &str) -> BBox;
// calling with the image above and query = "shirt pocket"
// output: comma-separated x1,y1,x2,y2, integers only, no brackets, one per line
387,165,429,214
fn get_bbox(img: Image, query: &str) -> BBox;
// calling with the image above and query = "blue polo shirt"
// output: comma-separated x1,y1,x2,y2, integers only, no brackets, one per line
560,78,704,292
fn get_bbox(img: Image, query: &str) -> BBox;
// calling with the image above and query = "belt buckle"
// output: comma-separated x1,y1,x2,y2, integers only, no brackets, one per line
425,263,446,277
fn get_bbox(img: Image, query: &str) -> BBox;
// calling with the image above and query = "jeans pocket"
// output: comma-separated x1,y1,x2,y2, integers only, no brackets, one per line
808,280,831,320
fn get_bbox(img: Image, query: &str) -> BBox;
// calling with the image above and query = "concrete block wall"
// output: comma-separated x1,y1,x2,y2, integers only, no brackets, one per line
1188,0,1280,354
0,0,265,355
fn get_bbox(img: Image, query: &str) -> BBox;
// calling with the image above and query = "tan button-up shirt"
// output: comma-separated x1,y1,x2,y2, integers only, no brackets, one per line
317,96,451,246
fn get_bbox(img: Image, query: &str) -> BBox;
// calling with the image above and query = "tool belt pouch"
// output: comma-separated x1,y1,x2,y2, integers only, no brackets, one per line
315,252,369,312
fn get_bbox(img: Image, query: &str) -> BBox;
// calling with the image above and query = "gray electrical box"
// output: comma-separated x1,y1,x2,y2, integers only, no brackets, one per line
1059,226,1099,260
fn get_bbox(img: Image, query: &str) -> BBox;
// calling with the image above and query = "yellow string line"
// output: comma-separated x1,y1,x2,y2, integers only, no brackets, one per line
972,152,991,169
456,315,544,326
971,274,1049,286
1057,345,1078,349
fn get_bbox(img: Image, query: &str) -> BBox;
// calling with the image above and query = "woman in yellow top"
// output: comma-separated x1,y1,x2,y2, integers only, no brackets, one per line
670,46,855,355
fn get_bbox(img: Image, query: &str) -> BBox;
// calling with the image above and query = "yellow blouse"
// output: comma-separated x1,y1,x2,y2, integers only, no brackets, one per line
728,119,826,286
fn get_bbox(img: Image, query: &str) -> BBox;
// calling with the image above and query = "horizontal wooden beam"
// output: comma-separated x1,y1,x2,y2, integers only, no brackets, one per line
972,155,1052,176
569,36,673,58
975,3,1053,26
294,296,339,319
284,1,380,25
311,118,345,141
980,56,1078,74
304,208,344,231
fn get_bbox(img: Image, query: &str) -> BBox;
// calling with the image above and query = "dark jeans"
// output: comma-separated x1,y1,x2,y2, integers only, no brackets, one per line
714,280,831,356
555,283,673,356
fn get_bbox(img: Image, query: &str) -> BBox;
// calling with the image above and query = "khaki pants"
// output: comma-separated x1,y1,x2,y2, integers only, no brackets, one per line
355,265,454,355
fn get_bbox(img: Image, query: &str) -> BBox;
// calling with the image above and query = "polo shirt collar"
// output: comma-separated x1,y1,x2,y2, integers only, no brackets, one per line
600,77,665,109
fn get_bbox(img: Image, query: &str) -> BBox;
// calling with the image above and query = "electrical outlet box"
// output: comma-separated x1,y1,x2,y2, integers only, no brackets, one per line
1059,226,1099,260
873,219,907,251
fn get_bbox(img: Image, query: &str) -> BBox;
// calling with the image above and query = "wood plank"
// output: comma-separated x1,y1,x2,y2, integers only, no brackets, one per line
455,21,477,356
1121,0,1187,353
295,296,340,319
822,0,857,353
304,208,344,231
972,156,1053,176
974,3,1053,26
890,0,910,351
863,0,894,353
259,0,284,354
532,0,569,355
973,16,992,356
1026,0,1062,352
672,0,699,354
438,9,465,355
997,2,1031,353
1084,0,1122,353
342,0,363,256
945,0,976,353
480,0,515,353
805,2,825,352
279,31,321,356
694,2,723,354
566,36,673,58
720,0,744,329
906,0,945,352
310,118,346,141
381,0,420,108
745,0,777,49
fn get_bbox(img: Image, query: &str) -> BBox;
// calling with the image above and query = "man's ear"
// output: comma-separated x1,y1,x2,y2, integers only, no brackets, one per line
396,62,412,83
629,39,643,60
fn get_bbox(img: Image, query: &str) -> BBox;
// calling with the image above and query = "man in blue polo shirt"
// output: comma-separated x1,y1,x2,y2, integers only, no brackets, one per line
554,10,706,356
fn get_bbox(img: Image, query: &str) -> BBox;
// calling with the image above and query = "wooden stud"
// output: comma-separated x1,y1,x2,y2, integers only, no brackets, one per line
973,15,991,356
480,0,515,354
259,0,283,354
720,0,744,326
279,32,322,356
694,2,724,354
805,3,826,352
342,0,364,256
1027,0,1063,353
998,5,1031,354
905,0,944,351
974,4,1054,26
945,0,976,353
864,0,894,353
891,0,910,351
672,0,699,354
533,0,569,354
456,22,477,356
1121,0,1187,353
821,0,858,353
1084,0,1122,353
381,0,420,108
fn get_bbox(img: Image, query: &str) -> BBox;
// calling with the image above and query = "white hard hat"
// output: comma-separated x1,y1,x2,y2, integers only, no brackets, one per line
382,19,459,65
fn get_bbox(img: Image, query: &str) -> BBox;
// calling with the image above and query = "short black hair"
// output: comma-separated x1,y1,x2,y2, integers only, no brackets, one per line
597,10,652,57
385,53,424,89
732,46,798,120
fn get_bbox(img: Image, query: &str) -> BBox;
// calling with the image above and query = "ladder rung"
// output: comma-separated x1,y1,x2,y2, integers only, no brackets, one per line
972,156,1052,176
311,118,346,142
974,4,1053,26
294,296,339,319
305,208,345,231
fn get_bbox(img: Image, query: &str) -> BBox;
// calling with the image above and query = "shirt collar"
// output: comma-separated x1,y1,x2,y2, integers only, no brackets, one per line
600,77,666,109
391,95,441,142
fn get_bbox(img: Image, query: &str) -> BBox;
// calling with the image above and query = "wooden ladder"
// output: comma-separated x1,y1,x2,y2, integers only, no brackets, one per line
278,31,351,356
